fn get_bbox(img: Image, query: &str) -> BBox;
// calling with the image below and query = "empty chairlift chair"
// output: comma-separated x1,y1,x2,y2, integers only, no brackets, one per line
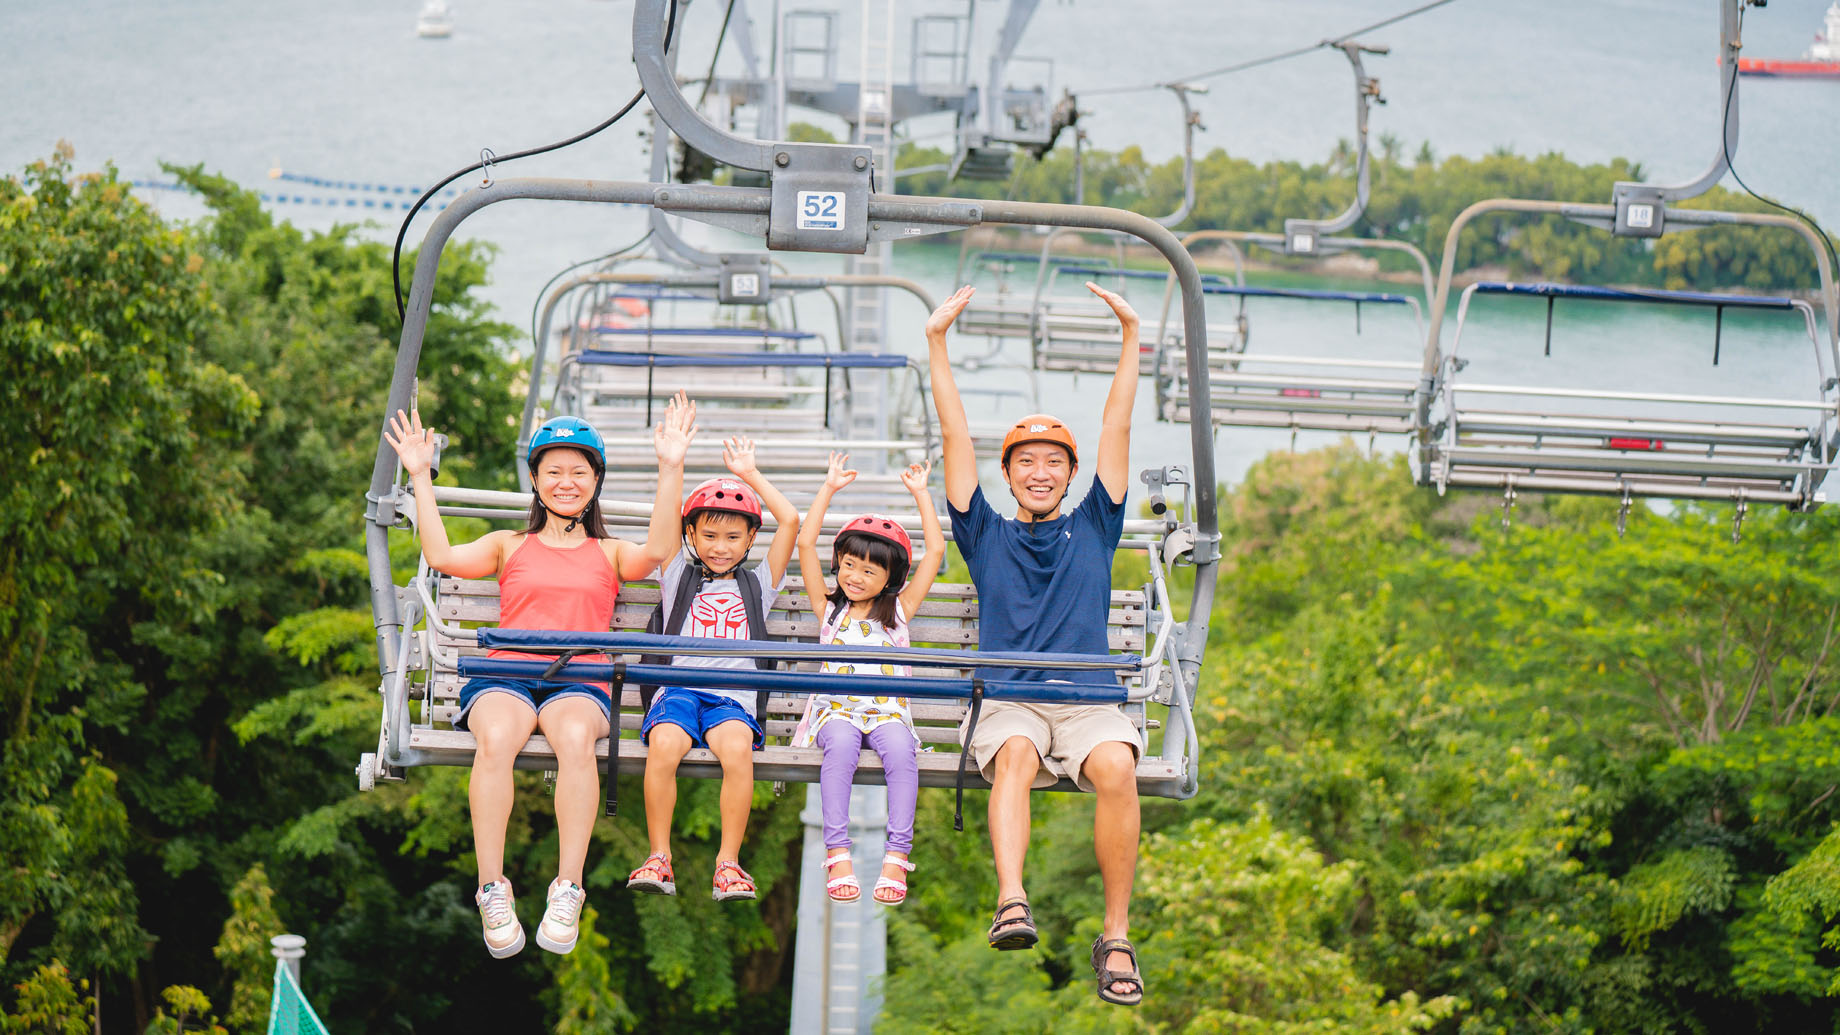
1426,281,1838,508
1154,279,1425,436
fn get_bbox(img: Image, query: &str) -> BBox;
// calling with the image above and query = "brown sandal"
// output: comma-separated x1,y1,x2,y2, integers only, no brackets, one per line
1091,937,1143,1006
987,897,1038,950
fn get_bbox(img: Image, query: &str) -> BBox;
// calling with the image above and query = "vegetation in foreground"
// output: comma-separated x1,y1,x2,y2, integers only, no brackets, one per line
4,144,1839,1032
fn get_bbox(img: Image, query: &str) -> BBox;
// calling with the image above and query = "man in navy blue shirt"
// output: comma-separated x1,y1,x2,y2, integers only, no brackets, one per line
926,281,1145,1007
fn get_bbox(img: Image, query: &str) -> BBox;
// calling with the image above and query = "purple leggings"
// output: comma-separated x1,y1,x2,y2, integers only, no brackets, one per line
816,720,918,854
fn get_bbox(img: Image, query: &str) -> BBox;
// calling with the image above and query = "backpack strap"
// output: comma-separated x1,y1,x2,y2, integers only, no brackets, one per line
733,565,775,721
639,558,705,714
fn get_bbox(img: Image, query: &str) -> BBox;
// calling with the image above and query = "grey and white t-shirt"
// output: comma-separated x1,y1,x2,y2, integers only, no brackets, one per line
656,548,784,715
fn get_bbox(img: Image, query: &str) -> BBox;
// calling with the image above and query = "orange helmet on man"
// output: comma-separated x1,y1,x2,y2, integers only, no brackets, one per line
1000,414,1078,467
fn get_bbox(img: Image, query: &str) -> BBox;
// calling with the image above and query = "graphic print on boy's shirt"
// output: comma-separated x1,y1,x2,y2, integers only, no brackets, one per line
688,588,749,641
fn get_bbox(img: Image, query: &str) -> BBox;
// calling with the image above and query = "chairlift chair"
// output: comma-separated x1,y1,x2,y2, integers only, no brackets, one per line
1423,269,1838,511
358,0,1223,803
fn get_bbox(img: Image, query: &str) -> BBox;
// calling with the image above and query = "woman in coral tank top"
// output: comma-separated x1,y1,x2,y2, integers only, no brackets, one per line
385,391,695,959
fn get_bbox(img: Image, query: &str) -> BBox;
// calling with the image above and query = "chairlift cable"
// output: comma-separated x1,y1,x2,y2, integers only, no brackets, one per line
526,230,655,352
695,0,740,108
390,0,682,324
1719,4,1840,280
1078,0,1462,97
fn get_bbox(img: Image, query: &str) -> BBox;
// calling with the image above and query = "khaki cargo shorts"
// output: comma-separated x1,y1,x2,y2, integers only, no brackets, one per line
962,698,1141,793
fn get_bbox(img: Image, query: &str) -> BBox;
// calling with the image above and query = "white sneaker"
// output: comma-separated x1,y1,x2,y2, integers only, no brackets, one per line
475,879,525,959
536,877,587,955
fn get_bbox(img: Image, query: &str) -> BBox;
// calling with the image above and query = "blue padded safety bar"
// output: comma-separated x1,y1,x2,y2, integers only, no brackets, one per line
1055,264,1228,284
457,658,1131,704
1473,281,1796,309
590,325,819,339
975,252,1117,266
476,629,1141,671
1202,284,1412,305
576,351,909,369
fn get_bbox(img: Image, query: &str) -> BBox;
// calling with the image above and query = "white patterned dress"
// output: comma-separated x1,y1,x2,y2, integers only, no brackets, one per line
794,602,917,748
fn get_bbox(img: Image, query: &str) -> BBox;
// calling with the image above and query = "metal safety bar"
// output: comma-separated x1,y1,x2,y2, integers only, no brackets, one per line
475,629,1143,672
456,658,1144,705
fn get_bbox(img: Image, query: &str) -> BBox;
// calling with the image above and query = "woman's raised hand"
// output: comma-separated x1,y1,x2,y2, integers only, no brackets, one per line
655,389,698,466
824,451,858,493
723,434,759,478
1085,281,1140,333
384,408,437,478
899,458,932,497
924,285,977,340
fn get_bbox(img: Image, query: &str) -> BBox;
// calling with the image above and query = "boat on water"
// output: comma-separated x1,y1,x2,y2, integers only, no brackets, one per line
416,0,453,39
1738,1,1840,77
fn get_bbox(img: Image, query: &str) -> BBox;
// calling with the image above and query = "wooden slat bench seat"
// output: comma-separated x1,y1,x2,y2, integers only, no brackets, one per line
402,573,1179,793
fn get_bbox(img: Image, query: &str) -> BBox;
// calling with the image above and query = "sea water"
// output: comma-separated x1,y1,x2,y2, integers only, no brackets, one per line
2,0,1833,489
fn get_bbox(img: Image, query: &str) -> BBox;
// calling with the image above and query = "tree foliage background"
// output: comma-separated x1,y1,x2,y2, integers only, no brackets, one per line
4,137,1839,1033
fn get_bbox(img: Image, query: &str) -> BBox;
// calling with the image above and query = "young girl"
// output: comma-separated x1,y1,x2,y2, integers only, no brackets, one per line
794,453,944,905
384,392,694,958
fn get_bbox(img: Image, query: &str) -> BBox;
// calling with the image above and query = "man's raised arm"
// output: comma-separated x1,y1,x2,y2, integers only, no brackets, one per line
925,285,980,511
1086,281,1141,503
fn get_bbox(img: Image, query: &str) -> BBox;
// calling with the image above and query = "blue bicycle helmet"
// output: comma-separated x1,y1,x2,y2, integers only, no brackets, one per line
527,416,606,469
527,416,606,534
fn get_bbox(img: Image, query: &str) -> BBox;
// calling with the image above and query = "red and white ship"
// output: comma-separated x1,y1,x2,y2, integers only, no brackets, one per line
1739,2,1840,78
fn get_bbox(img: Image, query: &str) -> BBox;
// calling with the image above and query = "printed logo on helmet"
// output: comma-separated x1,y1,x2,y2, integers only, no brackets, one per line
552,427,575,437
1028,423,1049,433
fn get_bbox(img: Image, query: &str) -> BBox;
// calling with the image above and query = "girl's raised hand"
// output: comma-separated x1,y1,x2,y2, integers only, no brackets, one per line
924,285,977,340
1085,281,1140,332
899,458,932,497
654,389,698,466
824,451,858,493
723,435,759,478
384,408,437,478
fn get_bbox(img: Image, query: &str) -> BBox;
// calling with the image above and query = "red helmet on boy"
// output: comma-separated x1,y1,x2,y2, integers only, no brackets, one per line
682,477,763,527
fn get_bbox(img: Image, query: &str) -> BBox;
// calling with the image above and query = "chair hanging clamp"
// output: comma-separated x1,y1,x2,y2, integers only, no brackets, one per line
1731,489,1749,544
1500,476,1518,530
1615,484,1634,538
479,148,496,189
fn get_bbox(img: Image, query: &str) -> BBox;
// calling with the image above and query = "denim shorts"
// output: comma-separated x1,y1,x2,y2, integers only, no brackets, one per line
641,686,764,748
455,677,611,731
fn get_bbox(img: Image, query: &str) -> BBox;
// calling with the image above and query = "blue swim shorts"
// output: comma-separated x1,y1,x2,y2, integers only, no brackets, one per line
641,686,764,748
455,677,611,731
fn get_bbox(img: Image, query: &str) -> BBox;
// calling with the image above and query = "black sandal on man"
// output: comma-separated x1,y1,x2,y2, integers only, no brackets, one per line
1091,937,1144,1006
986,897,1038,950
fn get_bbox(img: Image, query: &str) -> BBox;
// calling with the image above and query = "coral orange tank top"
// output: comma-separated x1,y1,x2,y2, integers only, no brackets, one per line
487,535,620,692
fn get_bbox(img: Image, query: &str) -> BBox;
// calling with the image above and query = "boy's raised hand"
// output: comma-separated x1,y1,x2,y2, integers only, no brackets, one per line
899,458,932,497
824,451,858,492
654,389,698,467
723,435,759,478
1085,281,1140,333
384,408,437,478
924,285,977,341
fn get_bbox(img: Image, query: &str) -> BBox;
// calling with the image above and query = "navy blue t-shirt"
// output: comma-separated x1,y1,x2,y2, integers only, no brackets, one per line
949,483,1126,685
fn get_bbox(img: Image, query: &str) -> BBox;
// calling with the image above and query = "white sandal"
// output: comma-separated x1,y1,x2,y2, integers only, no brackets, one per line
825,849,861,903
872,855,915,906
